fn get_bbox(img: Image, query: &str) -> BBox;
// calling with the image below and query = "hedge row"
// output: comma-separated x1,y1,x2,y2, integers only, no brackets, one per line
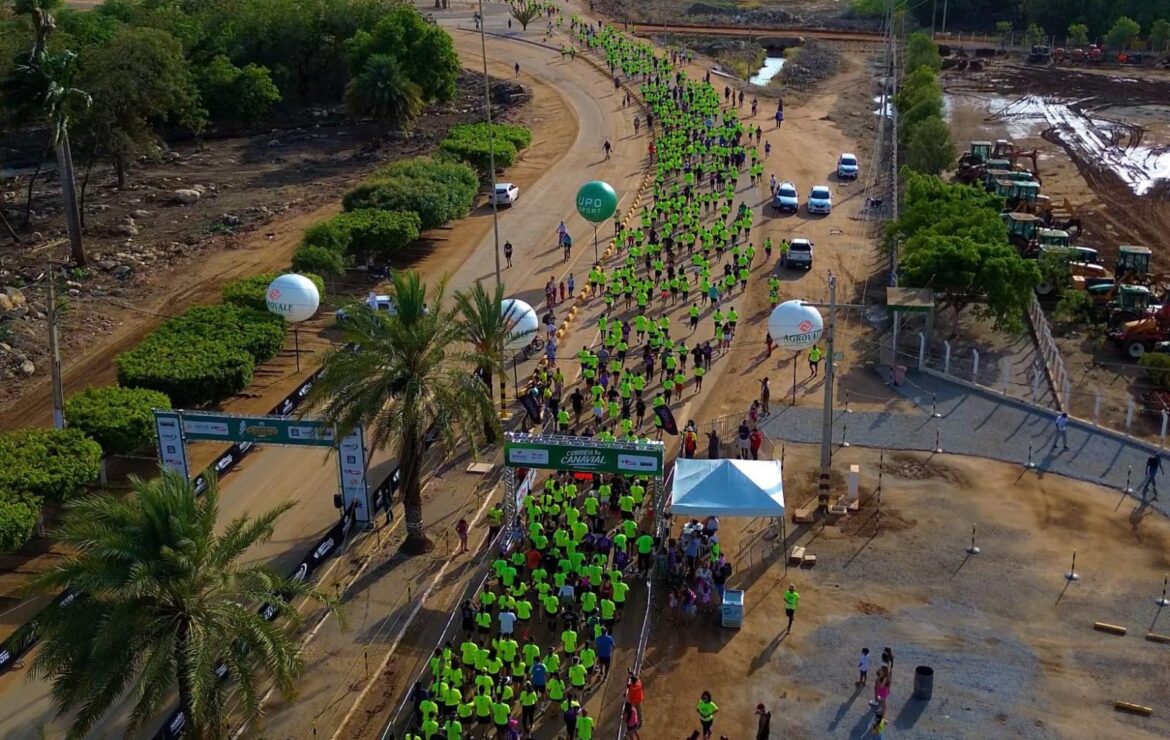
0,429,102,551
116,304,286,407
439,123,532,179
63,385,173,457
342,157,478,230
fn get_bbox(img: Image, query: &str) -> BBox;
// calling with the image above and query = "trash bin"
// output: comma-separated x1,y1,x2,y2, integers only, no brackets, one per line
912,665,934,700
894,365,907,385
721,589,744,628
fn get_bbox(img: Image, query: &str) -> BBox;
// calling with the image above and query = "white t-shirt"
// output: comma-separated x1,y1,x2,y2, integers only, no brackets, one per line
859,652,870,672
498,611,517,634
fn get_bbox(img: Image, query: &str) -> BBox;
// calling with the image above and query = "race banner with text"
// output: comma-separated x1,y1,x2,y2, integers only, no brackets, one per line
504,437,665,476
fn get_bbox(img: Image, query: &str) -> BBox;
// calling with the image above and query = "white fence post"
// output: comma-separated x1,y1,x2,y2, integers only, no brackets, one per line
1001,361,1010,394
1126,400,1135,431
1162,410,1168,448
1062,379,1071,410
1031,367,1040,402
972,349,980,382
918,332,926,371
943,341,952,374
1094,393,1101,426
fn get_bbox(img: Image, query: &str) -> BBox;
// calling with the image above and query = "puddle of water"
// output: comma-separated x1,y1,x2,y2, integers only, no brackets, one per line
984,93,1170,195
749,56,785,86
873,95,893,118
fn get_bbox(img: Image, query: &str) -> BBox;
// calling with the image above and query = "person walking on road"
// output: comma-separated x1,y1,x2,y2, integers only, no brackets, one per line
755,703,771,740
760,377,771,416
696,691,719,740
1052,411,1069,451
1141,452,1163,500
603,138,612,159
455,518,470,553
503,240,513,268
784,584,799,631
515,61,520,77
808,345,822,378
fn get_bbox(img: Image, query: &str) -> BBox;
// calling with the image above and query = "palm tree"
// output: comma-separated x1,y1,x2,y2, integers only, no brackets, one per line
453,281,534,418
308,271,497,553
28,471,337,739
345,54,424,130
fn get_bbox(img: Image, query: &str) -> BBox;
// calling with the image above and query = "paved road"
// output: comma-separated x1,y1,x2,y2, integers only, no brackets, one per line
0,10,649,740
759,369,1168,515
228,13,651,740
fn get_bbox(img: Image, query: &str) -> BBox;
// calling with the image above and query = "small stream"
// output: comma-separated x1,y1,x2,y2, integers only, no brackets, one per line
750,56,786,86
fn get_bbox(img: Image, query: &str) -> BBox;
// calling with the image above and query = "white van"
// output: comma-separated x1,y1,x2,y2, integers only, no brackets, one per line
837,153,859,180
786,238,813,270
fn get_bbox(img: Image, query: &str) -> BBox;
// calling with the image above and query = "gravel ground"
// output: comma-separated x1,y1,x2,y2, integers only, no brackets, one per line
759,368,1169,517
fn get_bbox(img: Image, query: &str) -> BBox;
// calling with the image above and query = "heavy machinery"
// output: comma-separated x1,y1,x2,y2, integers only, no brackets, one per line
1027,45,1052,64
956,141,994,182
1004,211,1044,251
1111,300,1170,359
1115,245,1152,277
993,179,1042,209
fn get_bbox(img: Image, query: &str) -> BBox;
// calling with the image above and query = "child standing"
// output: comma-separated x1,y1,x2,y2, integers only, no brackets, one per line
857,647,870,687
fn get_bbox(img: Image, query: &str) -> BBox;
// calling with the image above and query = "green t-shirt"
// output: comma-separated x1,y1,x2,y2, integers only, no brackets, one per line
697,699,718,721
636,534,655,554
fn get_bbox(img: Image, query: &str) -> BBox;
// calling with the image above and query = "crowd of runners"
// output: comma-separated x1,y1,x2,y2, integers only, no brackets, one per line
399,8,801,738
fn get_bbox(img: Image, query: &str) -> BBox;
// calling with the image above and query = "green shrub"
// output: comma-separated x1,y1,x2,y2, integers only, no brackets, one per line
116,304,286,407
343,176,470,230
64,385,172,456
332,209,420,264
0,495,38,553
374,157,479,204
0,428,102,504
438,137,517,179
303,219,350,253
222,272,326,312
1141,353,1170,389
445,122,533,151
292,244,347,276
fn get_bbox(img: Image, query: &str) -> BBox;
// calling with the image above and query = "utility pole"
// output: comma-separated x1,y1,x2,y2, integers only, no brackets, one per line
817,277,837,509
478,0,503,289
47,259,65,429
801,278,865,512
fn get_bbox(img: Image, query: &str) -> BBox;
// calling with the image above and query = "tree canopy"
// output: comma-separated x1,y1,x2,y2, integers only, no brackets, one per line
891,171,1039,333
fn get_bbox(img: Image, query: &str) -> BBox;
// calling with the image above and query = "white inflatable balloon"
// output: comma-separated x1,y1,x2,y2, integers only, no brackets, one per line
501,298,539,350
265,274,320,323
768,300,824,350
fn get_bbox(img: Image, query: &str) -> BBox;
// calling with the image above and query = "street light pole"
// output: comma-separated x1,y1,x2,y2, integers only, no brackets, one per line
479,0,502,288
47,259,65,429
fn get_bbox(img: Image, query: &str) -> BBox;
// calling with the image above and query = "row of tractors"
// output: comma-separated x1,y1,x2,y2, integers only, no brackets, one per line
955,139,1165,360
1027,44,1170,68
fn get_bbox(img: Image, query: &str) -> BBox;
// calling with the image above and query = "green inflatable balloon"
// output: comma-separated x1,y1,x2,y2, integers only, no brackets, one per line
576,180,618,223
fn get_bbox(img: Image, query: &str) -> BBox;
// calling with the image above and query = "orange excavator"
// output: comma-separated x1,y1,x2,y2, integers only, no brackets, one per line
1111,301,1170,359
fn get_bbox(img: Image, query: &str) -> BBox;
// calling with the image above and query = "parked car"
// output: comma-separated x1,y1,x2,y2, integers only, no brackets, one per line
772,182,799,213
786,238,813,270
490,182,520,206
336,293,398,321
837,153,859,180
807,185,832,215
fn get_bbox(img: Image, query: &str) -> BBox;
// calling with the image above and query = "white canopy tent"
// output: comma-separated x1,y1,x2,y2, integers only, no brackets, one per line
668,458,785,518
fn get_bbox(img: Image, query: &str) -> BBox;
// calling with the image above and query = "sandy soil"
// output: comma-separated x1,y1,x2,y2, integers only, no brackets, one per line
639,446,1170,740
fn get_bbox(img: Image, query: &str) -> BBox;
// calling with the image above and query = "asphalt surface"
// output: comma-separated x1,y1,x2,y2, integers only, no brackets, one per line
759,369,1169,516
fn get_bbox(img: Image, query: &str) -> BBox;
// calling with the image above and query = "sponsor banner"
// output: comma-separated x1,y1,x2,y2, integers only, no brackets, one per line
180,413,335,447
0,588,78,676
337,427,371,525
154,411,189,479
504,439,664,476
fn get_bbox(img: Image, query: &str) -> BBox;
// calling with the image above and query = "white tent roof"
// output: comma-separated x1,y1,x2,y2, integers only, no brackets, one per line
668,458,785,518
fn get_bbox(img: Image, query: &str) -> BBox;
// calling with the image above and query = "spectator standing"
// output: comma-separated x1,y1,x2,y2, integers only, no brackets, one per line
1141,452,1163,501
857,647,870,687
736,420,751,460
755,703,771,740
1052,411,1069,451
750,427,763,460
